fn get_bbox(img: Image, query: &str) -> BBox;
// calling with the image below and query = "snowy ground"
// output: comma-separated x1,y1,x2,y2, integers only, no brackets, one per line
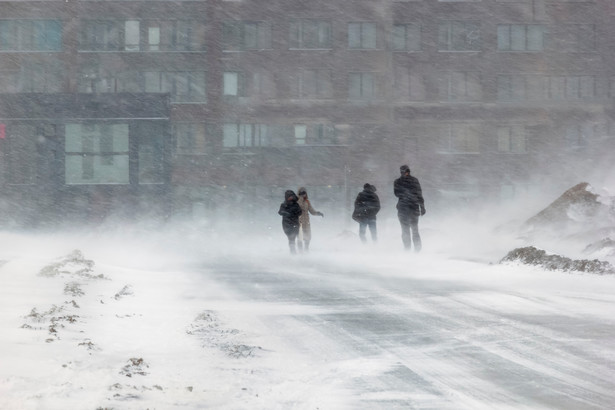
2,213,615,409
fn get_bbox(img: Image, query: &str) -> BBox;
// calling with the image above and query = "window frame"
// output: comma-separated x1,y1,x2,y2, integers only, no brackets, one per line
497,24,545,52
392,23,421,52
223,20,272,51
438,20,481,52
497,125,527,154
439,123,481,154
348,22,378,50
348,72,376,100
289,19,332,49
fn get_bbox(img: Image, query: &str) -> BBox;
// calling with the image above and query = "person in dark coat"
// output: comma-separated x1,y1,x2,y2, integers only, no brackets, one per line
393,165,426,251
278,190,303,254
352,183,381,243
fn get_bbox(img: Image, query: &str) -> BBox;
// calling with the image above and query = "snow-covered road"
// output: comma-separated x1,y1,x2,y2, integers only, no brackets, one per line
2,229,615,409
198,252,615,409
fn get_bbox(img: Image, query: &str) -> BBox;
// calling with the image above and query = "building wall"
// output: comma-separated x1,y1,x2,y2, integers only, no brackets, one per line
0,0,613,224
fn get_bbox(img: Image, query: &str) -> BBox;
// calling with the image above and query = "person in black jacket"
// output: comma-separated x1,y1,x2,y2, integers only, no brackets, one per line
352,183,381,243
278,190,303,254
393,165,426,251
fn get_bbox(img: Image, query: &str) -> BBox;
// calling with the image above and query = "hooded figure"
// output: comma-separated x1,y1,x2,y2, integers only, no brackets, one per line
278,190,302,254
353,183,381,243
393,165,426,251
296,187,324,252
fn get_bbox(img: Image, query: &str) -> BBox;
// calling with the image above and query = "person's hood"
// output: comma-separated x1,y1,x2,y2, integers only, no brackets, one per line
284,190,298,201
363,183,376,193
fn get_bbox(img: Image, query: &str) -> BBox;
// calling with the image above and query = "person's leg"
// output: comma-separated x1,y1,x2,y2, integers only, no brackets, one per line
368,218,377,242
359,221,367,243
303,223,311,251
409,214,422,252
297,226,304,252
399,213,411,250
287,231,298,254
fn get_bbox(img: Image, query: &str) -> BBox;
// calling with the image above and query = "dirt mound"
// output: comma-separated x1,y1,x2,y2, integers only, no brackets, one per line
501,246,615,275
525,182,604,228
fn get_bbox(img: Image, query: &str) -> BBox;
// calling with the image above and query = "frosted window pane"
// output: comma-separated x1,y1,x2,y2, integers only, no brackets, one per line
527,26,543,51
224,72,238,96
125,20,140,51
511,25,525,51
223,124,238,147
148,27,160,51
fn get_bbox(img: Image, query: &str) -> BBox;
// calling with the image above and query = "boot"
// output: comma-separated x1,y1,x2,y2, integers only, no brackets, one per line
304,240,310,252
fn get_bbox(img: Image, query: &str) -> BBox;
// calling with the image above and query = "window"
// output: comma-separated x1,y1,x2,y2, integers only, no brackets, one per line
223,72,245,97
80,20,121,51
6,124,37,185
0,70,20,93
497,75,527,101
349,72,375,99
79,67,118,93
223,21,272,51
392,24,421,51
125,20,140,51
294,124,337,145
144,71,206,102
291,69,333,99
497,24,545,51
173,123,209,155
555,24,595,52
251,70,276,99
439,72,481,102
393,67,425,101
348,22,377,49
79,70,207,102
438,21,480,51
294,125,307,145
289,20,331,49
0,20,62,51
497,75,546,101
145,20,205,52
497,125,526,153
81,19,205,52
548,76,595,100
138,129,164,184
440,124,480,153
223,123,269,148
65,124,130,185
19,62,63,93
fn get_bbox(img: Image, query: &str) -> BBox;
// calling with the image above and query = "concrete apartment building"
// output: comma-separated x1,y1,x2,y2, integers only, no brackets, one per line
0,0,613,225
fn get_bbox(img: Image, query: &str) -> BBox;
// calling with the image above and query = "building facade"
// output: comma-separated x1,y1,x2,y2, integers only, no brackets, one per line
0,0,614,225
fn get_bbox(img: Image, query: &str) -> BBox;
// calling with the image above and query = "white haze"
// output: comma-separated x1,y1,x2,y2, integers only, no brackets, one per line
1,176,615,409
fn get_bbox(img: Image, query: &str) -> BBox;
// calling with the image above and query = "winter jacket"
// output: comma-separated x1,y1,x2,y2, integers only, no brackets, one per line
278,190,302,236
394,174,425,216
353,184,381,222
296,187,322,241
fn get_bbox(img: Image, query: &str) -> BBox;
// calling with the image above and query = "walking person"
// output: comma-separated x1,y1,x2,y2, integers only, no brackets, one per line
393,165,426,251
296,187,324,252
352,183,380,243
278,190,303,254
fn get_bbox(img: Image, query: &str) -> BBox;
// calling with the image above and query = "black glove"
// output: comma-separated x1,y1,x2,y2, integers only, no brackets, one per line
318,212,324,217
420,207,426,216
